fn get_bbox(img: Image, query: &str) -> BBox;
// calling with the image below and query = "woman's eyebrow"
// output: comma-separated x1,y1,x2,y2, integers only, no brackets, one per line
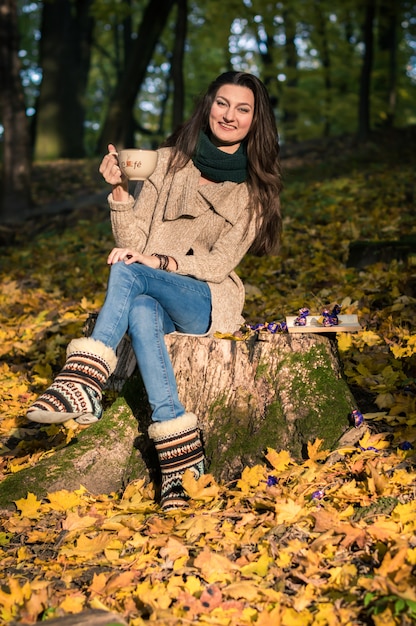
217,96,253,108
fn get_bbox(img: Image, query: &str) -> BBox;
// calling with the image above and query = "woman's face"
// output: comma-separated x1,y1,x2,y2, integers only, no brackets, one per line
208,84,255,153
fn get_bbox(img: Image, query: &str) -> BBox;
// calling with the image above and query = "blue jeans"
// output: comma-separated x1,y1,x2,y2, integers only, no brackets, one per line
91,262,212,422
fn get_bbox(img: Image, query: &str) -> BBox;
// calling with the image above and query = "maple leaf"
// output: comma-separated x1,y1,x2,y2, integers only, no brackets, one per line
176,512,219,542
88,572,109,597
0,578,31,620
256,606,282,626
265,448,293,472
339,522,369,549
366,460,388,495
62,511,98,532
391,501,416,526
281,605,314,625
182,470,220,500
306,438,330,462
176,590,203,619
337,332,353,352
274,497,304,524
366,519,401,542
183,575,203,595
193,547,238,583
375,545,409,578
59,592,86,614
159,537,189,562
104,571,139,593
225,581,262,601
240,550,273,578
60,532,112,558
47,489,85,511
199,584,223,613
14,492,42,519
292,583,317,612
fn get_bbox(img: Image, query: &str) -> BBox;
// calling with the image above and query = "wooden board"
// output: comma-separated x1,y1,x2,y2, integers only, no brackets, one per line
286,314,361,334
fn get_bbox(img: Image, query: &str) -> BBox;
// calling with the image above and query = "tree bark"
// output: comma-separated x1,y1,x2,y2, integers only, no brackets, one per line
282,7,299,140
33,0,94,160
358,0,375,141
0,0,32,223
170,0,187,131
0,332,359,509
378,0,398,127
313,4,332,137
97,0,175,153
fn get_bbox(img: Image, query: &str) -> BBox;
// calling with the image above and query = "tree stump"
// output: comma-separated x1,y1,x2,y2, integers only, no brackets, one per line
164,332,356,481
0,332,358,508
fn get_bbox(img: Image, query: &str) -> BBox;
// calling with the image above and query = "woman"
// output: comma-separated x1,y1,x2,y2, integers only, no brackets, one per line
27,71,283,509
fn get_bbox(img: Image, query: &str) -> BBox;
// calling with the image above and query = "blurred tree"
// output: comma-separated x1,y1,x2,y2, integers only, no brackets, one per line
281,4,300,140
358,0,376,140
33,0,94,159
0,0,32,222
376,0,399,127
1,0,414,177
311,3,332,137
170,0,187,131
97,0,175,152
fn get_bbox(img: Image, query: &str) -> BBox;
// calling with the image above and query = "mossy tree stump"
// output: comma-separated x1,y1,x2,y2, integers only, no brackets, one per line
0,332,357,508
165,332,356,481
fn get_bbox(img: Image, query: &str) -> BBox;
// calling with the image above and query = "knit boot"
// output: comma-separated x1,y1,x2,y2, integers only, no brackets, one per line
148,412,205,510
26,337,117,425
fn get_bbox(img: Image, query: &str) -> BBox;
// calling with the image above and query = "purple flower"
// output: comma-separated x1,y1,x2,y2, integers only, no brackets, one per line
266,475,278,487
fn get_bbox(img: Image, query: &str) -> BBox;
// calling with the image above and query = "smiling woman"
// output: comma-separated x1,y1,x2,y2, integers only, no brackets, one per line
208,84,254,152
26,71,283,511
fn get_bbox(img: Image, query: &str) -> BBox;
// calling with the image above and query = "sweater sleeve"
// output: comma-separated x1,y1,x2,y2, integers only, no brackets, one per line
108,155,166,250
108,193,149,251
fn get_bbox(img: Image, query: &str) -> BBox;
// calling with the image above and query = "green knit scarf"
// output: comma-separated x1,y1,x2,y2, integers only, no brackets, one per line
192,131,248,183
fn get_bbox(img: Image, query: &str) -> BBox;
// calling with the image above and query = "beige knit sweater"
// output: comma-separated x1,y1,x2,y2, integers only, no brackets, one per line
108,147,258,334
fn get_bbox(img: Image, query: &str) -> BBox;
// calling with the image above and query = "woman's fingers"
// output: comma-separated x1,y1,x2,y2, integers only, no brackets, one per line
107,248,137,265
106,249,159,268
98,144,124,184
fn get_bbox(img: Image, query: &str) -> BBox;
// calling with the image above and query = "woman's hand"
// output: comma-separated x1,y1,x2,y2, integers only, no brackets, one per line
107,248,159,268
99,143,129,201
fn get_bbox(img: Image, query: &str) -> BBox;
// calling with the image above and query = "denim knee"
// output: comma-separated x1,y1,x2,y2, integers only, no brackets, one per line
128,295,175,338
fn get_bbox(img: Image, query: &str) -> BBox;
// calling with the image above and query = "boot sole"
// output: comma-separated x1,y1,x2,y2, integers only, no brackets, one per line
26,409,98,425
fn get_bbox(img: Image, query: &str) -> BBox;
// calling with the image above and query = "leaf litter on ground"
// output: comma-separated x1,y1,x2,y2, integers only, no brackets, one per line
0,132,415,625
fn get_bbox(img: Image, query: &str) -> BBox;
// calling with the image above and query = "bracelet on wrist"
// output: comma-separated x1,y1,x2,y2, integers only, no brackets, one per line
152,253,170,271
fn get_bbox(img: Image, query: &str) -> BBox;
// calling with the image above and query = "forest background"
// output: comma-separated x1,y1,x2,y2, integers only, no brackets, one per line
0,0,416,625
0,0,416,220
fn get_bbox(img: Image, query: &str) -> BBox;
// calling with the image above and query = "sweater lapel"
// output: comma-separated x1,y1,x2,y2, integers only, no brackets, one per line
163,161,248,225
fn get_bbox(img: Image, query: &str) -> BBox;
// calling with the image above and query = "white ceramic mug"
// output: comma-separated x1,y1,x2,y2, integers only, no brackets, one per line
111,148,158,180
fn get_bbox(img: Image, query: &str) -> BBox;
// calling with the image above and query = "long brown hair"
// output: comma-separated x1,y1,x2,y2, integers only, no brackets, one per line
163,71,283,256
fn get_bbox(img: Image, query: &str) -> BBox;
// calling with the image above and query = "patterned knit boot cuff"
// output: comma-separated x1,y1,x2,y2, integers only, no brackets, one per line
148,412,198,441
67,337,118,375
148,412,204,510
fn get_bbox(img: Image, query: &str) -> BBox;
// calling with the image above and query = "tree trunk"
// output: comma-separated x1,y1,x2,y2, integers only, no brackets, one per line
313,4,332,137
358,0,375,141
378,0,398,127
0,331,360,509
97,0,175,153
33,0,94,160
0,0,32,223
170,0,187,131
282,7,299,140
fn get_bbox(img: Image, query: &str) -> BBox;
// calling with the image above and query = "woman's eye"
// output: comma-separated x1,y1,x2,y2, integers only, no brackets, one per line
216,99,226,106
